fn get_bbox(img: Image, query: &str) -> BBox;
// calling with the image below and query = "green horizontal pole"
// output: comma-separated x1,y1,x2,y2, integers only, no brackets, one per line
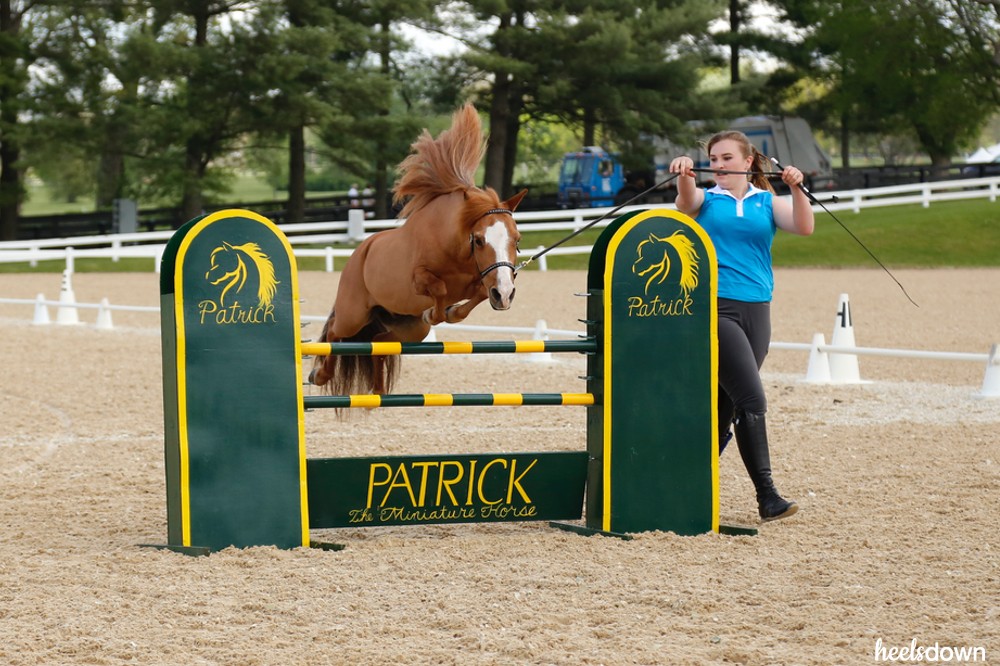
305,392,596,409
301,339,596,357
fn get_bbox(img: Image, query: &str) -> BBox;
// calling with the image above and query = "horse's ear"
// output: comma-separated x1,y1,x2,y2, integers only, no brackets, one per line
223,241,234,250
502,188,529,211
648,233,657,243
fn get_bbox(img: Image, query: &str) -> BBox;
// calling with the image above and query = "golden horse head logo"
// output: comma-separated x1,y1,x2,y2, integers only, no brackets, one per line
632,230,699,297
205,241,279,307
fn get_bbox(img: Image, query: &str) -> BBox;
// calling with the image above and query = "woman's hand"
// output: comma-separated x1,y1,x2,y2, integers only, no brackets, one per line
671,156,703,216
780,165,804,188
773,163,815,236
669,156,695,178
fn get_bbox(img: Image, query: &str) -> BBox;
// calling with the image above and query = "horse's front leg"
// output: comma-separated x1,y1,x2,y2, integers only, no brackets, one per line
441,292,488,323
413,267,451,325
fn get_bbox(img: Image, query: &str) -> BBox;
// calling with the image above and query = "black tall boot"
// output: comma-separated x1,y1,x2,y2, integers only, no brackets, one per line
733,410,798,522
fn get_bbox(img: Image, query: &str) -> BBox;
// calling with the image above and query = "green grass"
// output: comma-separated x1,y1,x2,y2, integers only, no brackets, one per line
771,198,1000,267
3,198,998,273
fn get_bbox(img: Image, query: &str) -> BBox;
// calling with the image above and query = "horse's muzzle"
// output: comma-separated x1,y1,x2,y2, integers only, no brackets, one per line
489,286,515,310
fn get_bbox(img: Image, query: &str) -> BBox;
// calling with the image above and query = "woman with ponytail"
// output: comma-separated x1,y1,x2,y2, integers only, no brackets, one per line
669,130,814,522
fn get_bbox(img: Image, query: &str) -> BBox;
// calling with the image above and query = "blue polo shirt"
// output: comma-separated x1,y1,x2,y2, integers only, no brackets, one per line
696,184,776,303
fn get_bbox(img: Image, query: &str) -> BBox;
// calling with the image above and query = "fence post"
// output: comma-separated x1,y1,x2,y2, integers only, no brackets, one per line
347,208,366,243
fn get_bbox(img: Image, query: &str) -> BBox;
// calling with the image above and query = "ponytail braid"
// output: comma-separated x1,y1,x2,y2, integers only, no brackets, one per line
748,145,775,193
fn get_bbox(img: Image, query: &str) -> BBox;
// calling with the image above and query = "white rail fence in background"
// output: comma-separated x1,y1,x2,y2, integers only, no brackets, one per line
0,176,997,272
2,280,997,398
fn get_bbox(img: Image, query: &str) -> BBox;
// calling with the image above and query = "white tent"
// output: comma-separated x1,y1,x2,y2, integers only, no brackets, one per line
966,142,1000,163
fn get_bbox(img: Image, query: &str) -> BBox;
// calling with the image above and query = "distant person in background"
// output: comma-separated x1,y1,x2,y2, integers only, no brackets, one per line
669,130,815,522
348,184,360,208
361,184,375,218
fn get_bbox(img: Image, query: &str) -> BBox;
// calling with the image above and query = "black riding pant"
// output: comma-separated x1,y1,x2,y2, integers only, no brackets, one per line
717,298,770,439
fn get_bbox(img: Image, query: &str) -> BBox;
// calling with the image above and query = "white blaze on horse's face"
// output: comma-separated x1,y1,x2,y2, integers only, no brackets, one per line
481,218,519,310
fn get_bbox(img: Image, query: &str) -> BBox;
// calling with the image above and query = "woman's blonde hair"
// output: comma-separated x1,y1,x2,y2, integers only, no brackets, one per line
705,130,774,193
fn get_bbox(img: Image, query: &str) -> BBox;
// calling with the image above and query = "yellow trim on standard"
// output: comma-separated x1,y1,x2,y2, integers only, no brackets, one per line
173,208,311,548
601,217,635,532
602,209,721,534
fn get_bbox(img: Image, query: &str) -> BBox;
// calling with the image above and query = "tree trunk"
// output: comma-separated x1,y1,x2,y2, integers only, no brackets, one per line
0,133,19,241
374,163,389,218
484,13,513,192
95,150,124,210
839,113,850,170
730,0,741,85
180,144,205,223
501,96,522,197
928,153,951,180
582,106,596,147
286,124,305,224
179,6,210,224
0,0,21,240
96,110,126,210
374,18,390,218
485,81,510,192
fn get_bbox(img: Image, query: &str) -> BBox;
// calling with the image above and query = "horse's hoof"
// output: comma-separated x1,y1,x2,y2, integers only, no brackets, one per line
307,368,318,384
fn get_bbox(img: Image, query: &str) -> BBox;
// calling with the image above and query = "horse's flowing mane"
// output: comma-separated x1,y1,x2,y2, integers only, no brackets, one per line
393,104,488,218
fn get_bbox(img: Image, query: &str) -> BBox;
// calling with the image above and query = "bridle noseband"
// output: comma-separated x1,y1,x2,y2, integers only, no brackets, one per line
469,208,518,278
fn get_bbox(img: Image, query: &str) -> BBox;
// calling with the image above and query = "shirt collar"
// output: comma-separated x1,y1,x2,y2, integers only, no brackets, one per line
707,183,765,200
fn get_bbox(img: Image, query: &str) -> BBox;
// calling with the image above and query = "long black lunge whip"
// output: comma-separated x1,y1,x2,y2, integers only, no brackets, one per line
767,157,918,307
514,173,680,272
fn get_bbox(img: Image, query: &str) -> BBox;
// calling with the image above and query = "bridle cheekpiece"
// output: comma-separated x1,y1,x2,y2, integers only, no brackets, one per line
469,208,517,278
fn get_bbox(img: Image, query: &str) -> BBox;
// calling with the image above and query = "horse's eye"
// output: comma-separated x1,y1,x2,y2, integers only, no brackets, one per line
474,236,485,248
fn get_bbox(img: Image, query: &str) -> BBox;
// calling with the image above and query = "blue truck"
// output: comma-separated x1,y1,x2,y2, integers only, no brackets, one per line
556,147,627,209
556,116,834,208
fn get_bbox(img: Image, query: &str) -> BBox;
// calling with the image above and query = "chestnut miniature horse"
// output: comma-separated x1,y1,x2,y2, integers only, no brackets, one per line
311,104,527,395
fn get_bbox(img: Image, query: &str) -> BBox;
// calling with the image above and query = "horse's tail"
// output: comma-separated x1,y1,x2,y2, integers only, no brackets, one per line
310,310,400,396
394,103,486,218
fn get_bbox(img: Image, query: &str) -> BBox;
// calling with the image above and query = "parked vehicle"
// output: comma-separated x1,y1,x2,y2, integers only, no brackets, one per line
557,116,835,208
556,147,626,209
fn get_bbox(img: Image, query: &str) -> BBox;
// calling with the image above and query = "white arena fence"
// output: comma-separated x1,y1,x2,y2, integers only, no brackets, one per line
2,281,998,398
1,179,997,395
0,176,997,272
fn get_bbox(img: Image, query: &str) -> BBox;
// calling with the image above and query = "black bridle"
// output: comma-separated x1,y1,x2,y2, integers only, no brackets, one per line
470,208,518,278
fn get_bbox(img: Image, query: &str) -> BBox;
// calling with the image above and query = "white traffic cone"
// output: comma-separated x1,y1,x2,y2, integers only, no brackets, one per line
95,297,114,330
529,319,553,363
803,332,831,383
32,293,51,325
976,343,1000,399
56,270,80,325
829,293,861,384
